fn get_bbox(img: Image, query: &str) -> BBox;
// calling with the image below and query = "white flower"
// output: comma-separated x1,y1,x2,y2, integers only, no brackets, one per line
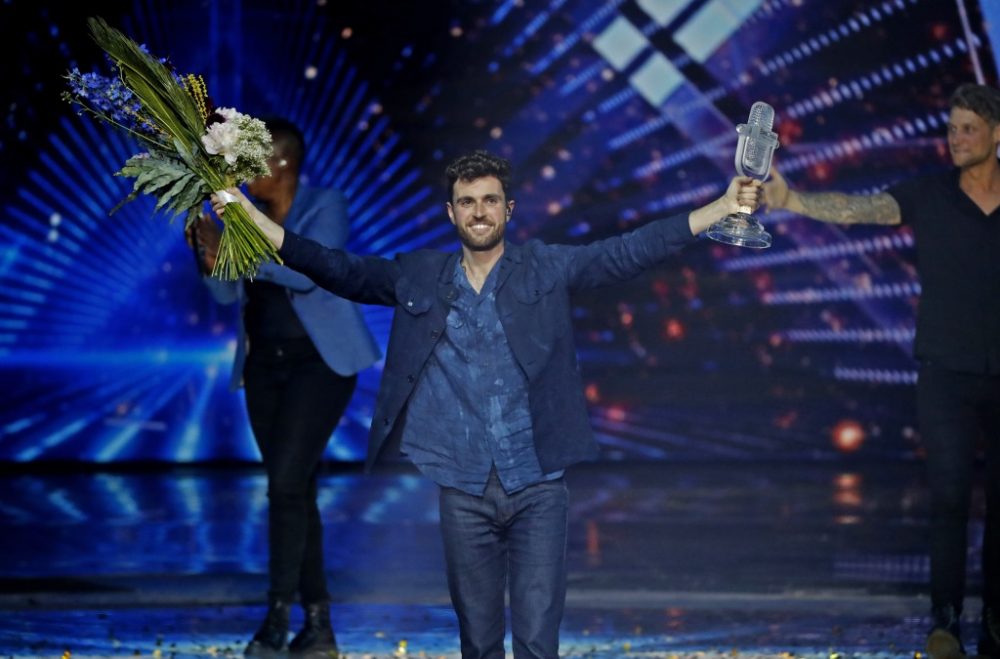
200,107,272,181
201,108,242,165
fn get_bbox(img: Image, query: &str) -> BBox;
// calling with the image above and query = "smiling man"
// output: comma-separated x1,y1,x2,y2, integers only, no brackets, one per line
214,149,759,659
762,84,1000,659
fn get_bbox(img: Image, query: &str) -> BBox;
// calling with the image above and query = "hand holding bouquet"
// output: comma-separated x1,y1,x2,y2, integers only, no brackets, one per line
63,17,279,280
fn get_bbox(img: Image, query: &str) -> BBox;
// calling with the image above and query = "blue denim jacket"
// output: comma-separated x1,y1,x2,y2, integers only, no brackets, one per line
278,211,697,473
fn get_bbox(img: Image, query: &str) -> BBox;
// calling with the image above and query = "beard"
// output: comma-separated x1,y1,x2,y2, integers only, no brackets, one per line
950,148,994,169
455,220,505,251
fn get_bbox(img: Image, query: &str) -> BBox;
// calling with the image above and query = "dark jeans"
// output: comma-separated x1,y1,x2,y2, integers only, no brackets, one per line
439,470,568,659
244,336,357,604
918,362,1000,611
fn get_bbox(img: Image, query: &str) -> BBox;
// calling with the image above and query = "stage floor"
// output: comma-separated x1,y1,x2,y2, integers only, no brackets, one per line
0,461,986,658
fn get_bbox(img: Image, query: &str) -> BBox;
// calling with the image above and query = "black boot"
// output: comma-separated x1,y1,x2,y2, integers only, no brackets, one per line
245,599,290,657
980,605,1000,659
927,603,965,659
288,601,339,658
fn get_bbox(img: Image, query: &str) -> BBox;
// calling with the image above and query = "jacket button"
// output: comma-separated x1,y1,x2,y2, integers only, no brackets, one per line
383,417,391,426
407,300,414,307
431,330,440,339
407,374,415,383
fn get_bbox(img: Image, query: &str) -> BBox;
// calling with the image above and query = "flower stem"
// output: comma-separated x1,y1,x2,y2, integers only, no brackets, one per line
210,202,283,280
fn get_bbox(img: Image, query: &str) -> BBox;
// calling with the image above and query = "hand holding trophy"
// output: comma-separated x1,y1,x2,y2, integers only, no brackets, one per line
707,101,779,248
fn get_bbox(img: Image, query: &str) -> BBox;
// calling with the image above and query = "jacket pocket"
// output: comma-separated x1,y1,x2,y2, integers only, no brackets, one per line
395,277,433,315
511,268,559,304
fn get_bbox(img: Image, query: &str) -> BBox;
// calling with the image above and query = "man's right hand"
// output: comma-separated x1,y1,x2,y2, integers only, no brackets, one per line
211,188,285,249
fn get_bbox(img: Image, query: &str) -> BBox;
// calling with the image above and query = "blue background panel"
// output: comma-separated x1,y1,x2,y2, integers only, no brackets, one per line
0,0,996,463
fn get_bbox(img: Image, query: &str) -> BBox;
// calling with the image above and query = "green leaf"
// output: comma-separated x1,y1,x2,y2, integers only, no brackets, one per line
108,190,139,216
138,170,181,195
173,176,209,214
154,172,193,212
113,153,209,217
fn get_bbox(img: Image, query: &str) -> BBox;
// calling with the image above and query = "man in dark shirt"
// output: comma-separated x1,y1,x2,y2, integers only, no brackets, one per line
193,118,380,657
213,150,760,659
763,83,1000,659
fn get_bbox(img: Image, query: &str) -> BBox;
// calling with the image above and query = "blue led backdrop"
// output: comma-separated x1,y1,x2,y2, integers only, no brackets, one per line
1,0,997,462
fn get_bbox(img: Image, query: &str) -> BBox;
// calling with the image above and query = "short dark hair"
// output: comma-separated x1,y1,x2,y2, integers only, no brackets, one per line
949,84,1000,124
445,150,512,201
263,117,306,168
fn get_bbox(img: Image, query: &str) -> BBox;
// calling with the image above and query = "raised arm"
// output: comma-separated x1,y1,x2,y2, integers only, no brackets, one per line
212,189,289,248
763,168,901,225
560,177,761,291
211,188,400,306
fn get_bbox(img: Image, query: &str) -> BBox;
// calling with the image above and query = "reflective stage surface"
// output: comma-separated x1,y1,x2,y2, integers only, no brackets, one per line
0,462,987,658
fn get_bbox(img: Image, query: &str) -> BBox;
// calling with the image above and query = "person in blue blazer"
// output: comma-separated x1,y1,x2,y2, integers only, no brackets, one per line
213,150,760,659
192,118,380,658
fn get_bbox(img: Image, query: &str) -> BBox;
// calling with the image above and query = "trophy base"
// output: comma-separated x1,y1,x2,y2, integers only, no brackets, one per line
706,213,772,249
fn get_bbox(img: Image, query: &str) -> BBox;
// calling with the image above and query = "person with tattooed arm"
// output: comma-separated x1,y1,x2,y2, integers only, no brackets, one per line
763,83,1000,659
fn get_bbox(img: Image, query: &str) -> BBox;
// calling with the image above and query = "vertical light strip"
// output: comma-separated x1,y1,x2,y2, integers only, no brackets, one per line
969,0,1000,82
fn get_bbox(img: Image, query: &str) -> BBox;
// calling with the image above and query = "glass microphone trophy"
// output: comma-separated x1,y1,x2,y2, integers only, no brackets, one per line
706,101,779,249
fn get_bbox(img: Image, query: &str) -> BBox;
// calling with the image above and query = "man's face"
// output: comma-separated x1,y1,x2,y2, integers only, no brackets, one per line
447,176,513,252
947,107,1000,169
247,149,290,198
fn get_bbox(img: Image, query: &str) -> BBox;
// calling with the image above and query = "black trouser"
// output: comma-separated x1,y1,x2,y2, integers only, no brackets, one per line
244,336,357,604
918,362,1000,611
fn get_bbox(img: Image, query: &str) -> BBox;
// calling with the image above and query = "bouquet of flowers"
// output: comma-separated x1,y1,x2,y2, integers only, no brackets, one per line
62,17,278,280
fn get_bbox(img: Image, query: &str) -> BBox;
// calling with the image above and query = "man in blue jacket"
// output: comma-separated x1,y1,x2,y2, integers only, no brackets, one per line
194,118,380,658
214,150,760,659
